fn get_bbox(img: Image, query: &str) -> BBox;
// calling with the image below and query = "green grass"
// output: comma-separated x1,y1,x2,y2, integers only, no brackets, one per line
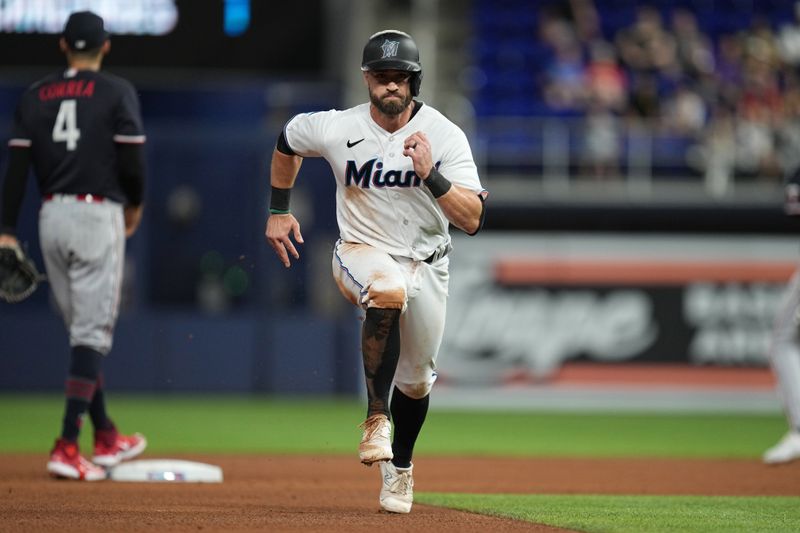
0,394,787,458
416,494,800,533
1,394,794,532
0,394,365,454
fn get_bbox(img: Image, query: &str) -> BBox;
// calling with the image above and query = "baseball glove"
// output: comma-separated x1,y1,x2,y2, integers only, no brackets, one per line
0,243,43,303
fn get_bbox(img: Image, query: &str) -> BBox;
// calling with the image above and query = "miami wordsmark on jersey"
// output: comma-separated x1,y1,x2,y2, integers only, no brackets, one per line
283,102,485,261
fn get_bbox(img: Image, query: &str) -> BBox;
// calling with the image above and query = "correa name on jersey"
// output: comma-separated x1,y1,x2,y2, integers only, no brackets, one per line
38,80,95,101
345,158,441,189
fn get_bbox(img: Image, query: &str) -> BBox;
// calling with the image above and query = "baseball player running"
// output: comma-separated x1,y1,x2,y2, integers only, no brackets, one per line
265,30,487,512
0,11,147,480
764,167,800,464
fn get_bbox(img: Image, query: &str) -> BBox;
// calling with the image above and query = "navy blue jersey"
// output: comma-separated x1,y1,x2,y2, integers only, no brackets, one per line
9,68,145,203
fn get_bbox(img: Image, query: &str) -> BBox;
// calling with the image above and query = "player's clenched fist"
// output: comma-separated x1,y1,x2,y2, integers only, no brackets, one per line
265,213,304,268
403,131,434,179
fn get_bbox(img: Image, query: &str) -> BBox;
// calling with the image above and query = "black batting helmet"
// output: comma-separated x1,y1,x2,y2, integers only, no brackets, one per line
361,30,423,96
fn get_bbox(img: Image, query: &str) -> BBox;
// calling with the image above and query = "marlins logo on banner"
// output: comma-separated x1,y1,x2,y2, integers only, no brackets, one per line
381,39,399,58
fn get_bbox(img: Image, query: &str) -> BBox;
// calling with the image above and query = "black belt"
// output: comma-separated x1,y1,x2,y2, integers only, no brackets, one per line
424,243,452,264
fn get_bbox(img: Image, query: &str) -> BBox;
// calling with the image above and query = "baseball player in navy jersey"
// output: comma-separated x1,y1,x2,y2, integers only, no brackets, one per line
763,168,800,464
0,11,147,480
264,30,487,513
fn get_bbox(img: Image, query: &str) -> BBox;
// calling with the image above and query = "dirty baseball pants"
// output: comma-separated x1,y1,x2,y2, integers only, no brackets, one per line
332,239,449,400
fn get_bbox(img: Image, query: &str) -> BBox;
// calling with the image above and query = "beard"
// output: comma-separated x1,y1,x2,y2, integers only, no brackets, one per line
370,91,412,116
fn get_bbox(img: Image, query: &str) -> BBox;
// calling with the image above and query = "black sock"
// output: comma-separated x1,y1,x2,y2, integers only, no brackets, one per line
390,386,429,469
61,346,102,442
89,371,114,431
362,308,401,417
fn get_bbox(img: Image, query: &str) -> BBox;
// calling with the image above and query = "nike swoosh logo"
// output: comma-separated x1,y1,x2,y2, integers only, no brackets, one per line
347,138,365,148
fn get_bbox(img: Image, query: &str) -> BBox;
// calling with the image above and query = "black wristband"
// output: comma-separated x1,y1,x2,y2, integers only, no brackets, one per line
423,168,452,199
269,186,291,214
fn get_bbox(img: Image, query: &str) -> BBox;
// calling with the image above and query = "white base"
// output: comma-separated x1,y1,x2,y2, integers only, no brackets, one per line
109,459,223,483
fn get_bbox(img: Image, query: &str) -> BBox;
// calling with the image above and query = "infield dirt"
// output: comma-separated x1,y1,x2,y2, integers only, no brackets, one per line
1,454,799,532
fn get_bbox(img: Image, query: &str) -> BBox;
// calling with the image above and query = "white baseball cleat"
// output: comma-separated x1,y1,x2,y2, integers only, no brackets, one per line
359,414,393,465
763,430,800,464
379,461,413,513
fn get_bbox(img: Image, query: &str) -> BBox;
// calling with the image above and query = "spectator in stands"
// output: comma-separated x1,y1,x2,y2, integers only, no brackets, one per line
582,99,621,180
569,0,602,44
615,5,678,77
775,75,800,177
584,39,628,111
735,37,783,180
670,7,715,83
744,15,782,72
538,3,579,52
735,100,781,180
777,2,800,66
615,6,679,129
714,33,746,111
626,72,661,122
695,103,737,197
663,82,707,138
542,32,588,112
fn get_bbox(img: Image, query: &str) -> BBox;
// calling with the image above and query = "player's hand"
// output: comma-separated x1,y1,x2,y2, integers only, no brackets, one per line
0,233,20,248
403,131,434,179
124,205,144,238
265,213,304,268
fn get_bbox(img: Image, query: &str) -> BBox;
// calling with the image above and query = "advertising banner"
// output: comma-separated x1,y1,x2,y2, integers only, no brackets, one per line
439,233,797,385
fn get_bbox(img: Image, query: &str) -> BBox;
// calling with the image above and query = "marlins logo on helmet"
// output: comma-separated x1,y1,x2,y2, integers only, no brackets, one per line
381,39,399,58
361,30,423,96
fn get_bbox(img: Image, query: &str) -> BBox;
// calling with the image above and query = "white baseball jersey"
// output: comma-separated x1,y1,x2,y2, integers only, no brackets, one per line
283,100,485,397
283,102,485,259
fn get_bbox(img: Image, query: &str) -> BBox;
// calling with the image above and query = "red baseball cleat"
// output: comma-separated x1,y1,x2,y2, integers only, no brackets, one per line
47,438,107,481
92,428,147,467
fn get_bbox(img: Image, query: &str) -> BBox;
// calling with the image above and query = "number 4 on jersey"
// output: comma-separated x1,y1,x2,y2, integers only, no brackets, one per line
52,99,81,151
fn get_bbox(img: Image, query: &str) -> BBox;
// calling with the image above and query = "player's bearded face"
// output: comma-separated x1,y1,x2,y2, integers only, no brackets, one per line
368,71,413,116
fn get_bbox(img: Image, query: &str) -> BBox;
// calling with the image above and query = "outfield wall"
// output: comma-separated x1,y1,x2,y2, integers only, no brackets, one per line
1,233,794,399
0,309,363,394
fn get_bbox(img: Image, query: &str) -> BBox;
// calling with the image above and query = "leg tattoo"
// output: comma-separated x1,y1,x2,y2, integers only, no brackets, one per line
362,307,401,417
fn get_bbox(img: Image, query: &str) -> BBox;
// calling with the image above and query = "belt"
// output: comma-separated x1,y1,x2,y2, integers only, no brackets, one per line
423,243,452,264
44,193,106,203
